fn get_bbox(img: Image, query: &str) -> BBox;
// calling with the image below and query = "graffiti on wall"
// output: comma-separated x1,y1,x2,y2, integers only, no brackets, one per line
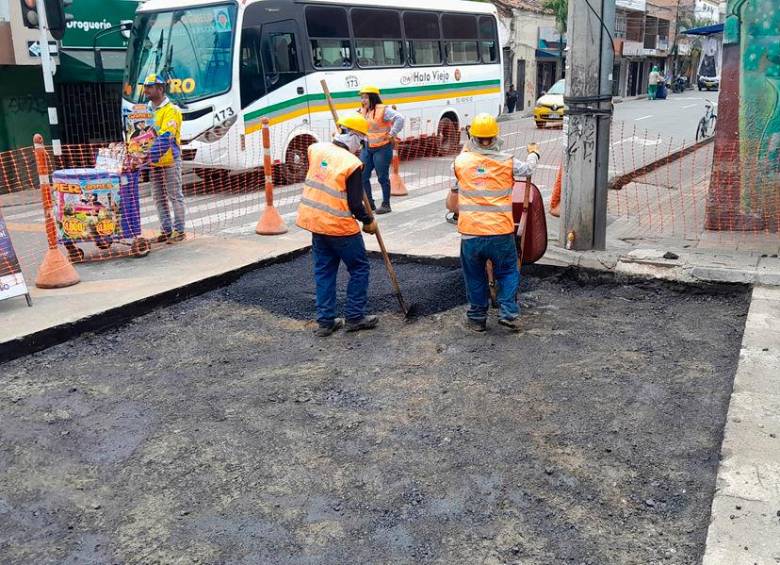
734,0,780,226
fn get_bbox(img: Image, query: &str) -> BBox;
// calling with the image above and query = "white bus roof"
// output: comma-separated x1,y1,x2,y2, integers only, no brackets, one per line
138,0,497,15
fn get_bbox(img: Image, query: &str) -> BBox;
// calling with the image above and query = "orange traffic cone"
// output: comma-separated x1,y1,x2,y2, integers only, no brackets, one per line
255,118,288,235
390,140,407,197
36,248,80,289
32,133,80,289
550,163,562,218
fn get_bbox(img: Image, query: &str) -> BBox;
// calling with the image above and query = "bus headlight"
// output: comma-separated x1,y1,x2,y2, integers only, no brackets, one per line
195,115,238,144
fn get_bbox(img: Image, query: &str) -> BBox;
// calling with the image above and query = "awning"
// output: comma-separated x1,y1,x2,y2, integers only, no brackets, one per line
55,49,126,83
682,23,724,36
536,48,561,59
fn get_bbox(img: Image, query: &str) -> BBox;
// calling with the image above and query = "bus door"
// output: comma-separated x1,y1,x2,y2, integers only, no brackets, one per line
259,20,310,135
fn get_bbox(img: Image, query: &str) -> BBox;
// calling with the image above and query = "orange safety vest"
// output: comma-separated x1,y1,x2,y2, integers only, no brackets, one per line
360,104,392,149
454,150,515,236
296,142,363,236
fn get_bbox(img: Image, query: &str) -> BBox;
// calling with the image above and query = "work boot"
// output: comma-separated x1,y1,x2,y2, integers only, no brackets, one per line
156,231,171,243
375,202,392,215
345,315,379,333
315,318,344,337
498,317,522,331
167,230,186,244
464,316,487,333
367,200,377,212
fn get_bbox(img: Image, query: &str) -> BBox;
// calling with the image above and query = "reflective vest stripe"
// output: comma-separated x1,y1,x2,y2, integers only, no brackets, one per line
296,142,362,236
300,197,353,218
460,188,513,198
361,105,392,148
454,150,515,236
459,204,513,213
304,180,348,201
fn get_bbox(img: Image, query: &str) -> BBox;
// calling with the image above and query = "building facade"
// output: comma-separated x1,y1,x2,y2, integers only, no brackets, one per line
0,0,138,152
494,0,564,114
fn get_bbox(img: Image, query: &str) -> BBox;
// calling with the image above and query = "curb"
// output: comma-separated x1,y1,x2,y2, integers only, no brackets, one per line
608,135,715,190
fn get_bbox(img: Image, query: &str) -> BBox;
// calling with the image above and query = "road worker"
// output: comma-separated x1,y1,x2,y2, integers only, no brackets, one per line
451,113,540,332
357,86,405,215
296,113,380,337
142,74,186,243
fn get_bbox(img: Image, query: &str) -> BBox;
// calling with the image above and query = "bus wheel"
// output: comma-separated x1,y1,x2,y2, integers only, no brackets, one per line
281,136,313,185
437,117,460,156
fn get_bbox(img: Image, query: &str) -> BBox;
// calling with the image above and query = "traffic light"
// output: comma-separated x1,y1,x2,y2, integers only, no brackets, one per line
45,0,74,40
20,0,39,29
19,0,73,39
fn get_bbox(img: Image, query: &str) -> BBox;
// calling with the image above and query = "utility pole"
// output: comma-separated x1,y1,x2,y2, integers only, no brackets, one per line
561,0,615,251
36,0,62,157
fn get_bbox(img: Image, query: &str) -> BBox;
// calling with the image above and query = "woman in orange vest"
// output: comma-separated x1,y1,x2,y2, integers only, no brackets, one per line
452,113,540,332
296,114,379,337
358,86,405,215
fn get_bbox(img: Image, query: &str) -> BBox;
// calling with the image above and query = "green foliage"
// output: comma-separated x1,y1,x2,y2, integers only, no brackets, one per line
543,0,568,34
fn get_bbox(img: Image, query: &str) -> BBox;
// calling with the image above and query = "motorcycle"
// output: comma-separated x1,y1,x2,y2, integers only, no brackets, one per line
671,76,687,94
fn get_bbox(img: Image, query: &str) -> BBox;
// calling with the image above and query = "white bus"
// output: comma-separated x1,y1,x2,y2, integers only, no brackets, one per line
122,0,503,183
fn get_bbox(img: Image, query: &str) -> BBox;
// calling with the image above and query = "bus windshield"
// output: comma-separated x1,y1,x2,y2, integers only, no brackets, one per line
124,3,237,104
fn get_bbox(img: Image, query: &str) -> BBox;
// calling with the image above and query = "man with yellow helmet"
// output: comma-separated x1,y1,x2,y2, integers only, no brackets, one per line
452,113,540,332
296,113,380,337
142,74,185,243
357,85,405,215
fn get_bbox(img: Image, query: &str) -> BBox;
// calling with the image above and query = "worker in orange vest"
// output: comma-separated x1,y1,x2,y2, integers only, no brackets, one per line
358,86,405,215
296,114,379,337
452,113,540,332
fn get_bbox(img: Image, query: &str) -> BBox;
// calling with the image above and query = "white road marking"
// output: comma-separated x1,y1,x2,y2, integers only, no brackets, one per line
635,115,653,122
682,103,698,109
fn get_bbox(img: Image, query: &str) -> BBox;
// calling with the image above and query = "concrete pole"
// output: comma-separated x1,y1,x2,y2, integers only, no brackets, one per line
36,0,62,157
560,0,615,251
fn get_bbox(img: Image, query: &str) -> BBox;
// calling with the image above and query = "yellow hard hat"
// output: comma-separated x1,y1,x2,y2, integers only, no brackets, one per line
142,73,166,86
359,85,381,95
470,113,499,138
337,113,369,136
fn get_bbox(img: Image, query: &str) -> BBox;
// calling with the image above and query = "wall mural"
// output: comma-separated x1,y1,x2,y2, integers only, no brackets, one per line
707,0,779,231
739,0,780,228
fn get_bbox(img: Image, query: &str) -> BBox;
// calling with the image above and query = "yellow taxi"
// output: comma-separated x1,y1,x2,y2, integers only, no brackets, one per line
533,79,565,128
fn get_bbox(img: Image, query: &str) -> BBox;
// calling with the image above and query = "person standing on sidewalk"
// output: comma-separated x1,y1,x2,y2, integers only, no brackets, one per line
143,74,185,243
648,66,661,101
296,114,379,337
357,86,405,215
505,84,518,113
452,113,539,332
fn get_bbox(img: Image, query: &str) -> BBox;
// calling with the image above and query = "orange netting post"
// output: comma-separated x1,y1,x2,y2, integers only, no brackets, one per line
389,105,407,197
33,134,80,289
550,163,562,218
255,118,288,235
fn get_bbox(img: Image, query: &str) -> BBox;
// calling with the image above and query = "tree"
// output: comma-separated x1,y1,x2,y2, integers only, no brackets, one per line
542,0,568,79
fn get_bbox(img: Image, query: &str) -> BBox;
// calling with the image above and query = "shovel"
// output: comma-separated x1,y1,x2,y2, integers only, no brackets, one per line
320,79,417,320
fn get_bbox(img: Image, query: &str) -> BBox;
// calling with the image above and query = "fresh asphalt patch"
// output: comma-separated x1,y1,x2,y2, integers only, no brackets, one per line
0,253,750,564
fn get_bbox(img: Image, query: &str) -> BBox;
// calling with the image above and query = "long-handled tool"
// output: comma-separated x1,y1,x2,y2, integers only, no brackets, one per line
486,172,535,305
320,79,416,320
517,174,534,271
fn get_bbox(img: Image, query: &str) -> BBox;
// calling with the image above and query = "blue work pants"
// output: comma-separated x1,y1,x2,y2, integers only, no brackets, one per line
360,143,393,206
460,234,520,322
312,233,370,327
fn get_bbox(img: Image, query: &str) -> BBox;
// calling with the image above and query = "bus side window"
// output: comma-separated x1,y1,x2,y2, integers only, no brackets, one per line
403,11,442,66
305,6,353,69
240,28,266,108
442,14,479,65
351,8,404,68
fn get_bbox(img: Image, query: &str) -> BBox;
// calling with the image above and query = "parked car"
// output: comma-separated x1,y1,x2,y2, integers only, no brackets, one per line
698,75,720,91
533,79,565,128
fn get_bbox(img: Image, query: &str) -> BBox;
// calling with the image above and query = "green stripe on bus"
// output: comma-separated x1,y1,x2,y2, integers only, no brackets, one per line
243,79,500,122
